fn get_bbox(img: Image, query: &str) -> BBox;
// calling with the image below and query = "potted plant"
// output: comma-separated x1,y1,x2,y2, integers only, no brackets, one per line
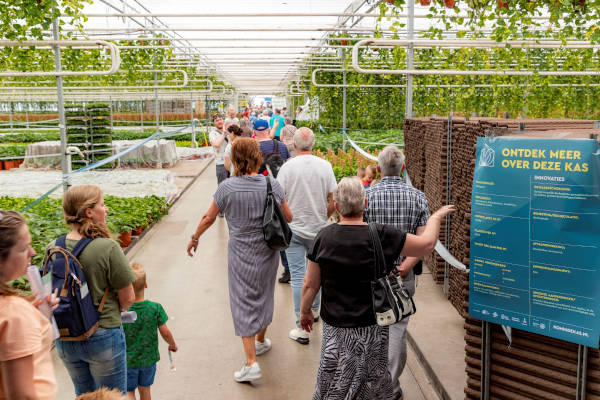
444,0,456,7
498,0,508,8
420,0,431,5
119,230,132,248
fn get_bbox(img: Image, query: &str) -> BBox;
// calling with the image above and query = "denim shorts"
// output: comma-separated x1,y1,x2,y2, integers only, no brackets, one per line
56,327,127,395
127,364,157,391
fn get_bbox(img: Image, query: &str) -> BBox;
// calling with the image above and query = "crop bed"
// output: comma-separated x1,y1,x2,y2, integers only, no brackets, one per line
1,195,169,268
0,170,180,201
404,117,600,400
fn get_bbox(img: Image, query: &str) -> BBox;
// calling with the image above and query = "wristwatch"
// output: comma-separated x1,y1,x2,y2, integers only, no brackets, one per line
190,235,199,242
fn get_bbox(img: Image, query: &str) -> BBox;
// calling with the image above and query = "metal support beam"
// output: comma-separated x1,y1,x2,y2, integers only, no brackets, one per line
405,0,414,119
342,50,347,151
52,16,71,192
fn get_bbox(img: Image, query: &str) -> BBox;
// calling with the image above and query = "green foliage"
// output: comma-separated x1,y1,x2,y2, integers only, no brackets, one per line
314,129,404,152
0,195,170,266
0,144,27,158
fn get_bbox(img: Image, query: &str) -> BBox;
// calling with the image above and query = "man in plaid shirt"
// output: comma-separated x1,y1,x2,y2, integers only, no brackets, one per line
365,145,430,400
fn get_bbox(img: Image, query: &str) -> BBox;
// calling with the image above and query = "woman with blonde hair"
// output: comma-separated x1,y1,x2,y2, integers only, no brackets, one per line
187,138,293,383
50,185,136,396
0,210,58,400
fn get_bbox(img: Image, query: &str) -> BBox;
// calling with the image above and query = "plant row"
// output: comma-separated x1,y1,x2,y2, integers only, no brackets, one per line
0,195,170,267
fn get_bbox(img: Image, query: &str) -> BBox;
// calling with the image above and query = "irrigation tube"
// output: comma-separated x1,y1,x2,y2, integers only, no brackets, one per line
0,40,120,77
345,135,469,273
312,68,405,88
20,122,196,213
352,39,600,76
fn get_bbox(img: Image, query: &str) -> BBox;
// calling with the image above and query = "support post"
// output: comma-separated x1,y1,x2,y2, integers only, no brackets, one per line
190,83,197,148
109,97,114,131
25,108,29,130
52,15,71,192
405,0,415,119
481,321,491,400
8,102,13,131
154,71,159,132
342,48,347,151
576,345,589,400
139,101,144,132
444,112,453,294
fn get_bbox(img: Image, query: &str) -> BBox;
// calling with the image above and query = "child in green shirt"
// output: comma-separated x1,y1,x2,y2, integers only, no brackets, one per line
124,263,177,400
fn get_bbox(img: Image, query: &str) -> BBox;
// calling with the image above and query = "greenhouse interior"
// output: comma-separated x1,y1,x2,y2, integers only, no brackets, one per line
0,0,599,399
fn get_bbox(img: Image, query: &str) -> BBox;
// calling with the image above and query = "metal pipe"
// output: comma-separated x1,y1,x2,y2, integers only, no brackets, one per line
0,40,120,77
406,1,415,119
352,39,600,75
311,68,405,87
57,27,387,33
51,16,71,192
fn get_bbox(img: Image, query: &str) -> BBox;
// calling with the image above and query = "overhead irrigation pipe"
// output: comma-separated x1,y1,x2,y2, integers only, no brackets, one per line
0,40,120,77
352,39,600,76
83,12,551,20
312,68,405,88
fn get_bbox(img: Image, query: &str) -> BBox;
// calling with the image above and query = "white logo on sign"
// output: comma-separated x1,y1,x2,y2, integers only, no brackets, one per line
479,144,495,167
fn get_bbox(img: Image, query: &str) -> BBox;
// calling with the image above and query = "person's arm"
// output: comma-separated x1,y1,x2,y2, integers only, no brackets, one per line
187,199,220,257
326,193,335,218
1,356,36,400
158,324,178,352
280,200,293,223
210,131,227,147
401,205,455,257
224,155,232,171
299,260,321,333
397,226,425,278
117,284,135,311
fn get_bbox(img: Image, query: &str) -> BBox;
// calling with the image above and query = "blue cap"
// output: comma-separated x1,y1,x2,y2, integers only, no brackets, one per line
253,119,269,131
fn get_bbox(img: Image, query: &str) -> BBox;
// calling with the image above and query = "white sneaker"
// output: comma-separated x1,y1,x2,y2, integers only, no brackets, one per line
255,338,272,356
234,362,261,382
289,327,310,345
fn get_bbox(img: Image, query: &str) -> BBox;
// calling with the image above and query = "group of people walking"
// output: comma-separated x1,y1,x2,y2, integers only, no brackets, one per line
189,109,454,399
0,103,454,400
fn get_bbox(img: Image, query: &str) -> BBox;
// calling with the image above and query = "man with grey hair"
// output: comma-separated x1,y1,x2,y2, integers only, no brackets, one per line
364,145,430,400
277,127,337,345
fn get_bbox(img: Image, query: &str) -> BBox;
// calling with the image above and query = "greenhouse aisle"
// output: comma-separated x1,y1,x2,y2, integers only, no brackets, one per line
52,165,436,399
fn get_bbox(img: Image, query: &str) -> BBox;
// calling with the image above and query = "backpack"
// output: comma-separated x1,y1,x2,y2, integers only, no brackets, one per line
42,236,109,341
263,140,285,178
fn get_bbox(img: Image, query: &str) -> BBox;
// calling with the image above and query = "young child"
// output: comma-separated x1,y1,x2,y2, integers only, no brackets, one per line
356,167,366,180
362,164,377,188
124,263,177,400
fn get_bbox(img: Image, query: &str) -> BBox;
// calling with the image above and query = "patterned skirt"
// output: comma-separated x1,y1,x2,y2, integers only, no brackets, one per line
313,322,393,400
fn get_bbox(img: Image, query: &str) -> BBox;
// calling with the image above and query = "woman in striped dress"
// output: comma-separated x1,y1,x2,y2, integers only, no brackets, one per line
300,177,455,400
187,138,292,383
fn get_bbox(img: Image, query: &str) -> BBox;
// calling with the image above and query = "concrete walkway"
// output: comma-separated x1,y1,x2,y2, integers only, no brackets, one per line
53,164,438,399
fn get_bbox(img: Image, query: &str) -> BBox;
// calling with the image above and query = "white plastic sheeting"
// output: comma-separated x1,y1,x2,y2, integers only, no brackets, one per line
0,170,180,201
113,139,178,166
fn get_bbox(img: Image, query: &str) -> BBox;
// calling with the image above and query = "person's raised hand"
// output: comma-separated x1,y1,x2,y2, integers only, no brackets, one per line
299,311,314,333
432,205,456,220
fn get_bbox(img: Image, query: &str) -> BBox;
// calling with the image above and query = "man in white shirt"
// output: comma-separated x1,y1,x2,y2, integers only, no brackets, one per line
209,114,228,217
277,127,337,345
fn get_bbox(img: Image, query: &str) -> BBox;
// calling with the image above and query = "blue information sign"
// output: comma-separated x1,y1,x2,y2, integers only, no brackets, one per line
469,137,600,347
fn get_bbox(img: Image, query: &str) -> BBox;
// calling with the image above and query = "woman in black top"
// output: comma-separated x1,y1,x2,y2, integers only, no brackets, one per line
300,177,454,400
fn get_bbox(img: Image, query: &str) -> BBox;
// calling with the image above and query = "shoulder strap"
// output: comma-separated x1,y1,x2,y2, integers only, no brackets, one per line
55,235,67,249
265,176,273,195
368,223,386,278
273,139,279,152
71,237,93,258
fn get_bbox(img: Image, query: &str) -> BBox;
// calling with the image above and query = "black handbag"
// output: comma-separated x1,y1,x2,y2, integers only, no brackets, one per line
369,223,416,327
262,176,292,251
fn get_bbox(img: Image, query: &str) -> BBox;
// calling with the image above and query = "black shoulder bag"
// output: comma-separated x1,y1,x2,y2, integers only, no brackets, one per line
262,176,292,251
369,223,416,326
